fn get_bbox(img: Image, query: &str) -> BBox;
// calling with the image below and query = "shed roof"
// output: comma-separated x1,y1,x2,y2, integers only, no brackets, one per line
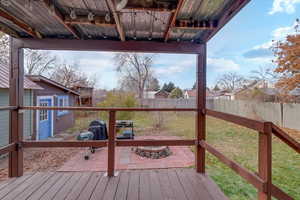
27,75,80,96
0,63,42,90
0,0,250,43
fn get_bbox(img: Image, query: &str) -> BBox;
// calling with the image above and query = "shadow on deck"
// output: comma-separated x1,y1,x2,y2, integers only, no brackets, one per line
0,168,227,200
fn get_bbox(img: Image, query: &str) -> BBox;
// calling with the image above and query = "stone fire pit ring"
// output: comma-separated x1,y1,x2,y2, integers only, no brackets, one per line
135,146,172,159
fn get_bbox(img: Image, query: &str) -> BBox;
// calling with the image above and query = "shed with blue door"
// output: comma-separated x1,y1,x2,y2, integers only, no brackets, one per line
27,75,80,140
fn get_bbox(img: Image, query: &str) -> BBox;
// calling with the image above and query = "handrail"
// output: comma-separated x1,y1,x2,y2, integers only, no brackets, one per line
0,106,17,111
271,184,294,200
0,143,16,155
272,124,300,154
206,109,300,154
200,140,266,192
206,109,265,132
22,139,196,148
15,107,299,199
21,106,197,112
22,141,107,148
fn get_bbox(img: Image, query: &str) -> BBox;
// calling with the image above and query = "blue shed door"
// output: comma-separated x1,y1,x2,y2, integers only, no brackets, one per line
38,98,52,140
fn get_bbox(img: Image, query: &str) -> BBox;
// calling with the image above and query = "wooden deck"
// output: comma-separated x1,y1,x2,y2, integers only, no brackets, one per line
0,168,227,200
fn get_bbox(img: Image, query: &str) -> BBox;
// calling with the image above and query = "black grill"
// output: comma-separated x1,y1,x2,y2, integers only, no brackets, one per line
88,120,108,140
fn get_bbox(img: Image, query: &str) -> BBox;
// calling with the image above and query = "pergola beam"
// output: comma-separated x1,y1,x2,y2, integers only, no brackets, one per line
164,0,185,42
0,9,40,38
203,0,251,41
106,0,126,41
42,0,80,39
19,38,203,54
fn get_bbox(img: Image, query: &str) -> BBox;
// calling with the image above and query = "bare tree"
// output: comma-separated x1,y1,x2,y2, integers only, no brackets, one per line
216,72,248,91
250,66,278,86
114,53,154,98
50,63,96,88
25,49,57,75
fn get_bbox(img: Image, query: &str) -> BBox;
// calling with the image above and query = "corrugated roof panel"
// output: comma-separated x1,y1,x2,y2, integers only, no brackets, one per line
0,0,71,37
121,10,170,40
77,24,118,39
58,0,109,15
169,28,206,41
0,0,249,42
179,0,233,20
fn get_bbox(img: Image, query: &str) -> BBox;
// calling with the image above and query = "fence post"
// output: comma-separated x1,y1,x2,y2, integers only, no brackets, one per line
258,122,272,200
9,38,24,177
107,111,116,177
196,43,206,173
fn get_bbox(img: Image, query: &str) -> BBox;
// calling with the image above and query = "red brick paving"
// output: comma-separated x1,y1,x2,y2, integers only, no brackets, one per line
59,136,194,171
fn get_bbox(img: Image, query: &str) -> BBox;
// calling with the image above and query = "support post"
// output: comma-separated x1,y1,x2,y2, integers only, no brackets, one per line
196,43,206,173
9,38,24,177
258,122,272,200
107,111,116,177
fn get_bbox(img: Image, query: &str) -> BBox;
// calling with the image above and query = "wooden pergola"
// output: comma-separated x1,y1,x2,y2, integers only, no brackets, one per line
0,0,299,199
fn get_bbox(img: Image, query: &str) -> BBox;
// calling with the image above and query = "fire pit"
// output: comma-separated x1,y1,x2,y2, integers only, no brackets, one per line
135,146,172,159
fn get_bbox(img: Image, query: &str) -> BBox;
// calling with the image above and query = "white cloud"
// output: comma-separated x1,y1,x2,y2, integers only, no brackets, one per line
207,58,240,72
269,0,300,15
244,22,298,59
153,56,196,76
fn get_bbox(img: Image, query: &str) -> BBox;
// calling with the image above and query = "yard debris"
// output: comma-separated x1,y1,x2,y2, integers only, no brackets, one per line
0,147,80,181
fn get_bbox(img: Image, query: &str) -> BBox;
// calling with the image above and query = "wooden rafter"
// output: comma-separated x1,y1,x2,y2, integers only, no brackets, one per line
64,15,116,27
203,0,250,41
42,0,80,39
0,9,40,38
106,0,125,41
164,0,185,42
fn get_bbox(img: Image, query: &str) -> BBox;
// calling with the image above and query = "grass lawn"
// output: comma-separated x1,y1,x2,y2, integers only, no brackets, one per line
132,112,300,200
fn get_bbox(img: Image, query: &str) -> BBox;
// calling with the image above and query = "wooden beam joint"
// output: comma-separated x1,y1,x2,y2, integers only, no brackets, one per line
42,0,80,39
0,9,40,38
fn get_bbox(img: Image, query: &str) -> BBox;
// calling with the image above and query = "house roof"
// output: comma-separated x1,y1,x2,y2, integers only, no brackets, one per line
26,75,80,96
0,63,42,90
185,89,196,97
0,0,250,43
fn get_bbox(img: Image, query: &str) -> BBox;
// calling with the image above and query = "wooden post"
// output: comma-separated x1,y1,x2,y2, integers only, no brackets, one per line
9,38,24,177
196,43,206,173
258,122,272,200
107,111,116,177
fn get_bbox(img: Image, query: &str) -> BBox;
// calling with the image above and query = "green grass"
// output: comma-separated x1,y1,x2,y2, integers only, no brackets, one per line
132,112,300,200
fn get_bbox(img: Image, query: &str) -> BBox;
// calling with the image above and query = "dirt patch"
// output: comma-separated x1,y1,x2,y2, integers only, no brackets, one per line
0,148,80,181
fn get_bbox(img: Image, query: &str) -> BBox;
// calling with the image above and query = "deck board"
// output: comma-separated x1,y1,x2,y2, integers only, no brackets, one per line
0,168,228,200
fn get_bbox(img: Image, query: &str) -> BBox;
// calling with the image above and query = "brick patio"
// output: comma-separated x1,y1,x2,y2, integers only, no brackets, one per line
59,136,194,171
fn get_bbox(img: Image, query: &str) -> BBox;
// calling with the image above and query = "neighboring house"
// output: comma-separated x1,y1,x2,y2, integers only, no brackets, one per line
27,75,80,140
184,89,196,99
0,64,42,146
210,90,235,100
143,90,169,99
184,88,212,99
71,85,94,106
234,80,279,102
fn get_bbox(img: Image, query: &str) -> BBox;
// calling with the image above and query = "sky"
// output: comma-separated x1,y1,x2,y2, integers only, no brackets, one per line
47,0,300,90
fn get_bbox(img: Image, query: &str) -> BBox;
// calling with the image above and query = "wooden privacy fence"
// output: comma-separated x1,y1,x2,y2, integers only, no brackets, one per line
0,106,299,200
